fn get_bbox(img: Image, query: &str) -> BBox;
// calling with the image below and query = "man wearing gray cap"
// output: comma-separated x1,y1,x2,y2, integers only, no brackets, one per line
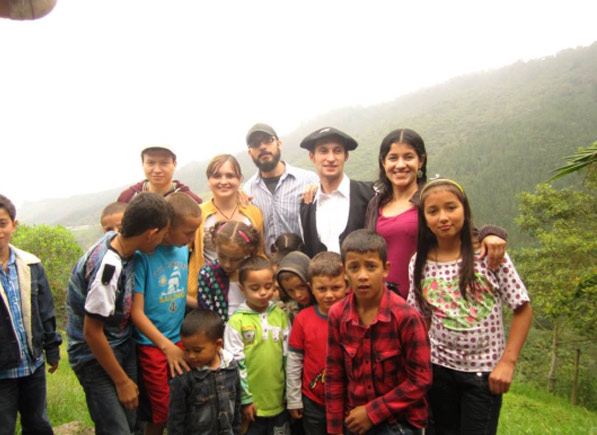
244,123,318,254
299,127,375,257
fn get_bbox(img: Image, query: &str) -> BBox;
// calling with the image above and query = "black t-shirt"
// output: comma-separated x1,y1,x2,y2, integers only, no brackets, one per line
263,175,281,195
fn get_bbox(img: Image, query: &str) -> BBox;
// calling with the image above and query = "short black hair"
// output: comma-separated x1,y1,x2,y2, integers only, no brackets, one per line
238,256,274,285
341,229,388,264
308,251,343,281
100,202,127,220
0,194,16,221
119,192,173,238
181,309,224,342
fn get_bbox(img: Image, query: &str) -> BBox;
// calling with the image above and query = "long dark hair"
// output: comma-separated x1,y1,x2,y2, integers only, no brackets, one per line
375,128,427,206
413,179,478,316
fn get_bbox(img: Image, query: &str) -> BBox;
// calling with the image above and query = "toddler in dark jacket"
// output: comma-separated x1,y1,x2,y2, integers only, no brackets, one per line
168,309,241,435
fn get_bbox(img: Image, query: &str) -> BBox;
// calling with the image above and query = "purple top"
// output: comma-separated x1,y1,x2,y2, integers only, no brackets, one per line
376,206,418,298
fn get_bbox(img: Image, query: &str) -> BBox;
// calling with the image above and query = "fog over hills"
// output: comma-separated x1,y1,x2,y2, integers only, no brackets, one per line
20,42,597,247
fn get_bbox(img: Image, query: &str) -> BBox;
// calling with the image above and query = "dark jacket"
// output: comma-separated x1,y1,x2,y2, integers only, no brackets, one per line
117,179,202,204
300,179,375,258
0,246,61,370
168,350,242,435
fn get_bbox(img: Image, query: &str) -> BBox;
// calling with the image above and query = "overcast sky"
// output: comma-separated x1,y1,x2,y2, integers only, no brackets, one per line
1,0,596,207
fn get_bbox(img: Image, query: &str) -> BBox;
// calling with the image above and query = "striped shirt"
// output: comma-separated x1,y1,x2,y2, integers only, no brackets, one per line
244,162,318,253
0,248,44,380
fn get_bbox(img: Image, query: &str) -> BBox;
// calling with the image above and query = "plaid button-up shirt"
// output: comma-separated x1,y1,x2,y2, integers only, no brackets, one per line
325,288,432,433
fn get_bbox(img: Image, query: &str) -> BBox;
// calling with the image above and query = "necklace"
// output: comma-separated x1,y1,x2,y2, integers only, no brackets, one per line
213,202,238,221
116,235,128,258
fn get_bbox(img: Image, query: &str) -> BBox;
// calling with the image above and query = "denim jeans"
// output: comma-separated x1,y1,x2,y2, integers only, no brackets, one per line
0,364,53,435
246,410,290,435
73,344,137,435
345,421,421,435
301,394,326,435
429,364,502,435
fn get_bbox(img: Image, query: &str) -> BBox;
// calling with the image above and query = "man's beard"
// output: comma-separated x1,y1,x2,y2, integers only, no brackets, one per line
252,148,281,173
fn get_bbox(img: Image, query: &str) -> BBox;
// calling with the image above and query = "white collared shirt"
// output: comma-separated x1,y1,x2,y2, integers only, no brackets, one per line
314,174,350,253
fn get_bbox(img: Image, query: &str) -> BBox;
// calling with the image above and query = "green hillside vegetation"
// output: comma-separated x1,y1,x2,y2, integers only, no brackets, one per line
19,42,597,249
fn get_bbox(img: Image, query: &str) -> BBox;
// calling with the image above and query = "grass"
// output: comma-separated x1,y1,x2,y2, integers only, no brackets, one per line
15,341,597,434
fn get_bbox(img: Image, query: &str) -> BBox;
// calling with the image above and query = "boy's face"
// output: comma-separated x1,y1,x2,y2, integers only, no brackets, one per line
241,269,275,313
279,273,311,306
0,209,17,252
344,251,389,305
101,212,124,233
139,225,169,255
310,274,348,315
182,332,222,369
163,215,201,247
142,150,177,189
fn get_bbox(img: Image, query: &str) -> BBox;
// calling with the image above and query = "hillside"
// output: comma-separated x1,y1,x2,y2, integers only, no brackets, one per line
20,42,597,247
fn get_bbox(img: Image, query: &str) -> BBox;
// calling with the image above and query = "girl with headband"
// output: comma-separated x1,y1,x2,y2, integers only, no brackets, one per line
196,220,262,322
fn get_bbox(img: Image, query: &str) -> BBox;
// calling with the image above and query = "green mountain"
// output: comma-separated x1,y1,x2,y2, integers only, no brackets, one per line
20,42,597,247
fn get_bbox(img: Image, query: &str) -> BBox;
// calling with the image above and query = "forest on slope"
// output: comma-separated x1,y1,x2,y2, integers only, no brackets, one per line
20,42,597,247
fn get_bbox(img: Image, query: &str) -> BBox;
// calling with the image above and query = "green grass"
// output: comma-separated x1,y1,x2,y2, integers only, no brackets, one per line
498,382,597,434
16,342,597,434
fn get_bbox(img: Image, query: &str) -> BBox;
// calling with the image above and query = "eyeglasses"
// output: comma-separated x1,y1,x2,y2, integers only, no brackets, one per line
248,135,276,149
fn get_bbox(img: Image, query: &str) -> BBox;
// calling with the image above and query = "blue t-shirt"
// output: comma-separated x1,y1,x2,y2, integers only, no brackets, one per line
133,245,189,345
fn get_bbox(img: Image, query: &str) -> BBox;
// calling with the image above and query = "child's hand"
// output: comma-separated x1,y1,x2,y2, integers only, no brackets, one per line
115,377,139,410
489,360,515,394
289,408,303,420
164,341,191,377
479,235,506,271
242,403,257,423
48,361,59,374
345,405,373,434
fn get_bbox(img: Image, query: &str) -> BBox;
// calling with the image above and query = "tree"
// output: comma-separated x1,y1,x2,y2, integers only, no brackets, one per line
549,141,597,181
11,224,83,328
515,171,597,397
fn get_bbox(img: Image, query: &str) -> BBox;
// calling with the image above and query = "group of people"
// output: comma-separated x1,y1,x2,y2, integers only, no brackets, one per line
0,123,532,435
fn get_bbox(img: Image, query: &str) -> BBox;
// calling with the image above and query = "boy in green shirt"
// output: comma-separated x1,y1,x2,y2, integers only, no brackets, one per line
224,256,290,435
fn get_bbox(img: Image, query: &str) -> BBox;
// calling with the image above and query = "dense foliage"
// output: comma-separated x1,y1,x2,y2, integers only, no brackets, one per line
11,224,83,328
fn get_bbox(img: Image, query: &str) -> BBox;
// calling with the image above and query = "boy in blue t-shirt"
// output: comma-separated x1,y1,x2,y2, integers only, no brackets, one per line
67,192,172,434
0,194,62,434
131,192,202,435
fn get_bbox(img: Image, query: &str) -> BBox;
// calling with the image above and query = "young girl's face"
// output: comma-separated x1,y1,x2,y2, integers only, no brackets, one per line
423,188,465,243
216,239,250,276
241,269,275,312
382,142,423,191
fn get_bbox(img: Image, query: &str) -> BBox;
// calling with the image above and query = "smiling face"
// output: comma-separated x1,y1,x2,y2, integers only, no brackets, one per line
142,150,177,190
344,251,389,305
0,208,17,254
207,160,241,200
279,273,312,307
422,187,465,244
182,332,222,369
310,274,347,315
309,140,348,183
240,268,275,312
382,142,424,192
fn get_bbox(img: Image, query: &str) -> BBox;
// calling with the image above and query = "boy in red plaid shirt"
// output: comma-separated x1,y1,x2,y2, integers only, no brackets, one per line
325,230,432,435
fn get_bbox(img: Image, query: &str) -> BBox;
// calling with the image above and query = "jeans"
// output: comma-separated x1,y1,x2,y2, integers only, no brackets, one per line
246,410,290,435
0,364,53,435
73,344,137,435
345,421,421,435
301,394,326,435
429,364,502,435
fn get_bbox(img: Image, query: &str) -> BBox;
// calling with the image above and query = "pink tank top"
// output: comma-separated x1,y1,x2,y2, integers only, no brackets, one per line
376,206,418,299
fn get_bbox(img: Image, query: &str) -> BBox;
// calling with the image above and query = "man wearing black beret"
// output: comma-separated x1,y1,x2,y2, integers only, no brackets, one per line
299,127,375,257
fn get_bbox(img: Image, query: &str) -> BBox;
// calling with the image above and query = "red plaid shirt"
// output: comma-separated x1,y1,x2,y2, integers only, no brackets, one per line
325,288,431,433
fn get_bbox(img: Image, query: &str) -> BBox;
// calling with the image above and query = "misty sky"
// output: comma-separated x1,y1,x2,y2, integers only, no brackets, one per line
1,0,596,206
